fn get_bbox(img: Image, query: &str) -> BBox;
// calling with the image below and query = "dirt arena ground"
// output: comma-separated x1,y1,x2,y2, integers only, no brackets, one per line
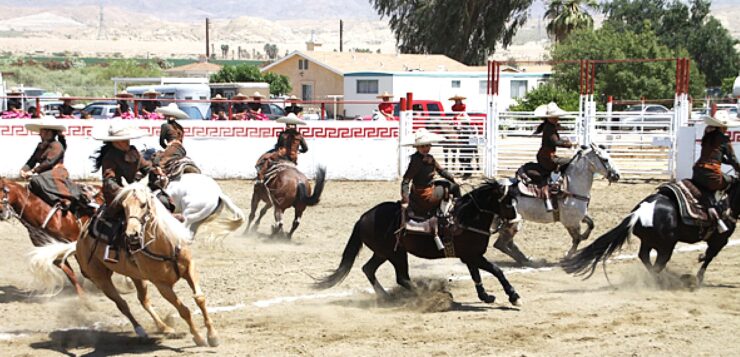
0,179,739,356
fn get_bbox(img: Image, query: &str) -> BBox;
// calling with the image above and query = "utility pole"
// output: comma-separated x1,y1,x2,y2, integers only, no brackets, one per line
205,18,210,60
96,1,107,40
339,20,343,52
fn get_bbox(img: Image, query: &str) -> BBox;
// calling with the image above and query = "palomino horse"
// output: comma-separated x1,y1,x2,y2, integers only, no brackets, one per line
29,181,218,347
315,180,521,305
562,177,740,286
495,144,621,265
165,173,244,240
0,177,102,295
246,164,326,239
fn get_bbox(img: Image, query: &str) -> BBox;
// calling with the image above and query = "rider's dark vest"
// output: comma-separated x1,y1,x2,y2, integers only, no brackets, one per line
23,140,64,174
160,120,185,149
101,146,152,204
536,121,570,171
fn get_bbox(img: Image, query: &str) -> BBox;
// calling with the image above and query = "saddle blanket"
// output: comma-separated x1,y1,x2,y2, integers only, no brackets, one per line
657,179,711,227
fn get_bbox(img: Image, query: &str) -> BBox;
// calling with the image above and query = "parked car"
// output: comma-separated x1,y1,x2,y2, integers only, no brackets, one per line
609,104,671,131
81,101,118,119
259,103,287,120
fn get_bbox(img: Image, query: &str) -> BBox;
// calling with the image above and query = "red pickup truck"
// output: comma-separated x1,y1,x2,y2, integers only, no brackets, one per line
359,99,486,134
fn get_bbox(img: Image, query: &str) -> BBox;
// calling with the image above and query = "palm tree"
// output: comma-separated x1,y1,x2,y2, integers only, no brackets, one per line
545,0,599,42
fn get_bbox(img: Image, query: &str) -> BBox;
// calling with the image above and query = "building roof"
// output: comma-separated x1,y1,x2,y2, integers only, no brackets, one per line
262,50,475,75
165,61,223,73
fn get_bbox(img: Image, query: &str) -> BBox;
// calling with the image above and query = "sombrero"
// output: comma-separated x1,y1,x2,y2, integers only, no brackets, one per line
252,91,265,99
61,94,73,101
534,102,567,117
213,94,223,99
93,121,149,141
704,110,740,128
448,94,466,101
116,91,134,98
71,103,85,110
143,89,159,96
376,91,393,99
7,87,21,94
155,103,189,119
287,95,300,102
25,117,66,133
232,93,248,100
276,113,306,125
402,128,446,147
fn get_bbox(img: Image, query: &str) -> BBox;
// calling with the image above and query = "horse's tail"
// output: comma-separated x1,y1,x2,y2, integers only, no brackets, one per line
27,241,77,296
297,166,326,206
218,193,246,230
313,221,363,289
561,211,639,279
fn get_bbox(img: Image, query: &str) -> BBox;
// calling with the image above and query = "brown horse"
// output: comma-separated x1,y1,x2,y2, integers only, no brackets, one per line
0,177,102,295
29,181,218,347
246,164,326,239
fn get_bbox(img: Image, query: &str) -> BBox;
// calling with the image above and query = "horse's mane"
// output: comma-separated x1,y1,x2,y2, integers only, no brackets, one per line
112,181,193,246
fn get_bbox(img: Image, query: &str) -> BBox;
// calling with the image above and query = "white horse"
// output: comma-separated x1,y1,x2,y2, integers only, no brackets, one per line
165,173,244,241
495,143,621,265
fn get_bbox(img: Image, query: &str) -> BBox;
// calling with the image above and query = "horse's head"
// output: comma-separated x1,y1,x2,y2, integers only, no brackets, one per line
0,178,12,221
579,143,620,183
115,179,154,245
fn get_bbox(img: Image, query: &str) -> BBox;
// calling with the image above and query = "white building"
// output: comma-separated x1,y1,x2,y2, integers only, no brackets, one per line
343,68,550,116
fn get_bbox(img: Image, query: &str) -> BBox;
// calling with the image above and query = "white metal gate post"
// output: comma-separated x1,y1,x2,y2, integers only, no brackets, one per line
398,95,413,177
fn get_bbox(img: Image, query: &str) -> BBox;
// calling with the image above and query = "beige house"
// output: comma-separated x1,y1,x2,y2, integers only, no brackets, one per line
261,50,472,117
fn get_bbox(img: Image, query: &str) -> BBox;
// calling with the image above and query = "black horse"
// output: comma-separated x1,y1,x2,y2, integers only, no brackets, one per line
562,179,740,285
314,180,521,305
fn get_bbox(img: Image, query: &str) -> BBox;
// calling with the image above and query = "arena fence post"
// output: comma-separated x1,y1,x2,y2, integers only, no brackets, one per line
398,93,413,177
485,60,499,178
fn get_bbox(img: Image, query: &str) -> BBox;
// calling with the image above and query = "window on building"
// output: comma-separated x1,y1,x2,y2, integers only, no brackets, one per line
304,60,309,70
299,59,309,70
451,80,461,88
479,80,487,94
301,84,313,101
510,80,528,99
356,79,379,94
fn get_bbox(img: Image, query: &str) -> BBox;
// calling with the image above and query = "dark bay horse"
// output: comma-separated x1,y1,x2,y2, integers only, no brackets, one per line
0,177,103,295
246,164,326,239
315,181,521,305
562,179,740,285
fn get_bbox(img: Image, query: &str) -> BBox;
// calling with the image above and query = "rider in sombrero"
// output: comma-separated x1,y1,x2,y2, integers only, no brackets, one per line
155,103,189,169
255,113,308,183
140,89,162,119
284,95,304,117
20,117,91,214
376,91,395,120
401,129,460,250
692,110,740,232
534,102,578,178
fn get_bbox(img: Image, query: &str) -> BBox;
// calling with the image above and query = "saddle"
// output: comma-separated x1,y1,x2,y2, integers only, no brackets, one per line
88,208,124,247
515,162,567,200
657,179,714,227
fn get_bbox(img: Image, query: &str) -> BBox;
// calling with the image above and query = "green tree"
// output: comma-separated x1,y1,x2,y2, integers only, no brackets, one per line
508,82,580,111
544,0,598,42
550,25,705,100
370,0,534,65
210,64,292,96
602,0,739,87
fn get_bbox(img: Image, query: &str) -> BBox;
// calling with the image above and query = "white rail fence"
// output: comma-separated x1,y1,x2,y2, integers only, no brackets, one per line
399,95,689,180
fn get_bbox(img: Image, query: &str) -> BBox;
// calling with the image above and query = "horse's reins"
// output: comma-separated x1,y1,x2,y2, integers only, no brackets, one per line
127,201,182,278
458,183,506,236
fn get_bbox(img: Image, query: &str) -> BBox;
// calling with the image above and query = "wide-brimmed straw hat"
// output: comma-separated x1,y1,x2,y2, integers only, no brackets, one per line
232,93,248,100
276,113,306,125
448,94,466,101
25,117,66,133
61,94,73,101
71,103,85,110
7,87,21,94
213,94,223,99
704,110,740,128
402,128,446,147
116,90,134,98
287,95,300,102
534,102,567,118
252,91,265,99
93,121,149,141
155,103,189,119
376,91,393,99
143,89,159,96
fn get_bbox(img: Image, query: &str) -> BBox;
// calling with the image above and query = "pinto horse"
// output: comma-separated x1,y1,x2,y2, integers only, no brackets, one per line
28,181,219,347
315,180,521,306
562,178,740,286
0,177,102,295
246,164,326,239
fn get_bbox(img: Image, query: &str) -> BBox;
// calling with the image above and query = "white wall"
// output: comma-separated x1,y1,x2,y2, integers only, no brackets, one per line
0,119,400,181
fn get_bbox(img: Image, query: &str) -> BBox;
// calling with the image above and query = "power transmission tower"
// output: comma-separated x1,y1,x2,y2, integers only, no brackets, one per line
97,1,107,40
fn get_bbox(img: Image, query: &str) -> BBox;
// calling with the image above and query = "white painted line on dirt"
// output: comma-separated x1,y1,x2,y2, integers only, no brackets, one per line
253,290,356,308
0,332,27,341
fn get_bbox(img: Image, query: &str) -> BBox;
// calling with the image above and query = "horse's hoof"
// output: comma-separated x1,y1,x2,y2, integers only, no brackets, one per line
193,336,208,347
159,325,176,334
509,293,521,306
479,294,496,304
207,334,220,347
134,326,148,338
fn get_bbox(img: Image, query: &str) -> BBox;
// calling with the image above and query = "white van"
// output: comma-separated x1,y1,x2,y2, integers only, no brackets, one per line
126,84,211,119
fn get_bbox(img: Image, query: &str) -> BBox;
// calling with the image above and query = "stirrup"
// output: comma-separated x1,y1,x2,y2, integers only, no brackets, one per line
103,245,119,263
545,199,554,212
433,235,445,250
717,219,729,233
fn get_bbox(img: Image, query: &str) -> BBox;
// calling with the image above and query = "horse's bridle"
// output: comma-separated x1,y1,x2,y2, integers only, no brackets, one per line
0,181,29,221
588,145,620,183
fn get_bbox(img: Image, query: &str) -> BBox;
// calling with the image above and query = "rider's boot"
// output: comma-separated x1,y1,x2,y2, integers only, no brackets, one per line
510,199,522,223
708,191,729,233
